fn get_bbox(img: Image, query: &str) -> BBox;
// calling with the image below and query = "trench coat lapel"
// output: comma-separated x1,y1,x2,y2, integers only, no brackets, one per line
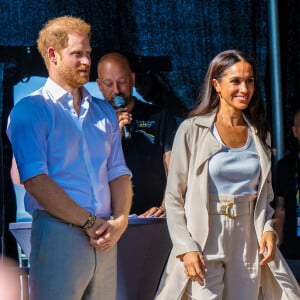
248,122,271,197
192,112,222,215
193,111,222,169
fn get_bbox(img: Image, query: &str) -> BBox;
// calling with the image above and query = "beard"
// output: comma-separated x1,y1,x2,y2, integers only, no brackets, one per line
59,64,90,88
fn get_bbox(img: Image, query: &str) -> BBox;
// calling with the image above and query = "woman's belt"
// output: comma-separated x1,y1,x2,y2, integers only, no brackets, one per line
209,194,257,219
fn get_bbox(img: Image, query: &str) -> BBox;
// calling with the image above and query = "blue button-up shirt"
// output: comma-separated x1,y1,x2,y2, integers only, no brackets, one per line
7,78,131,217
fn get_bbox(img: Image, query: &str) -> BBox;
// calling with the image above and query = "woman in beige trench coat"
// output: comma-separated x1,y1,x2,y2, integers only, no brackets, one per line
155,50,300,300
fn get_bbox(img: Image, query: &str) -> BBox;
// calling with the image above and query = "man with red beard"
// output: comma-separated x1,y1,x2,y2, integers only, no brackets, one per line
6,16,132,300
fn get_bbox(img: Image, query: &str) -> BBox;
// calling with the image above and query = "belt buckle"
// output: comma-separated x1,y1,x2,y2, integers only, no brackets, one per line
221,201,236,219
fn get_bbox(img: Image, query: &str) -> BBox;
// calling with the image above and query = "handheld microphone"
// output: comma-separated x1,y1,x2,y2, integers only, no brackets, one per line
113,96,131,139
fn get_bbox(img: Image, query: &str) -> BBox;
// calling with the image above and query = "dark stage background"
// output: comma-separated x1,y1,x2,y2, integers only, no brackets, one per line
0,0,299,260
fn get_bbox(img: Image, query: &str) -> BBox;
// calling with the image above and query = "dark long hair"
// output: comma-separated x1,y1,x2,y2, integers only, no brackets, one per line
189,49,270,147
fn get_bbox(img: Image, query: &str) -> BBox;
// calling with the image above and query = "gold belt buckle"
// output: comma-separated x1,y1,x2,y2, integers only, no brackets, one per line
220,201,236,219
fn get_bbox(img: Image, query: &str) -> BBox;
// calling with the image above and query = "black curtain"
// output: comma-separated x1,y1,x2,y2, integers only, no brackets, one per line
0,0,269,109
0,61,18,260
278,0,300,152
0,63,4,255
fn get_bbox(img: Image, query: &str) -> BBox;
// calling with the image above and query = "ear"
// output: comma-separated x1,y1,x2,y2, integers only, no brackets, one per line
48,47,57,63
131,72,136,86
292,125,298,138
96,78,102,91
212,78,219,93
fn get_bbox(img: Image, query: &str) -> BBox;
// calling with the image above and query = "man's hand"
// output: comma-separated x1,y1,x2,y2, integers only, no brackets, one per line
87,216,128,251
115,108,132,134
139,206,166,217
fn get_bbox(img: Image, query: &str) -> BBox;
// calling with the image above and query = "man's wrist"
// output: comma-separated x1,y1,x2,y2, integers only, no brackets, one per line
81,213,96,231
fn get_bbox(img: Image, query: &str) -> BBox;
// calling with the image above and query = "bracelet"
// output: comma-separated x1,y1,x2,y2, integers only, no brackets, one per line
81,213,97,231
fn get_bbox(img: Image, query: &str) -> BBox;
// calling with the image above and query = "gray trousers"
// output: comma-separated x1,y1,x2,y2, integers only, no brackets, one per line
29,210,117,300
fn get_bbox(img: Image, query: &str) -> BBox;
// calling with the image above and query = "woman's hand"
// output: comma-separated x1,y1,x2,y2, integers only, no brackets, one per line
139,206,166,218
182,251,206,284
259,231,277,265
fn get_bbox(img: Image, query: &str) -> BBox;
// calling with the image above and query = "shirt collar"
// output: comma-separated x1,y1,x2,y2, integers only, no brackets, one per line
44,78,92,105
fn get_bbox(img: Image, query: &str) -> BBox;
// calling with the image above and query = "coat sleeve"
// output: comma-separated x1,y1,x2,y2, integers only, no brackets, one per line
165,120,201,258
262,133,276,233
263,171,276,233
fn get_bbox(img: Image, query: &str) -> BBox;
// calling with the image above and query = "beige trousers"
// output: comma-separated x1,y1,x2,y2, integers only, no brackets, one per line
185,194,260,300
